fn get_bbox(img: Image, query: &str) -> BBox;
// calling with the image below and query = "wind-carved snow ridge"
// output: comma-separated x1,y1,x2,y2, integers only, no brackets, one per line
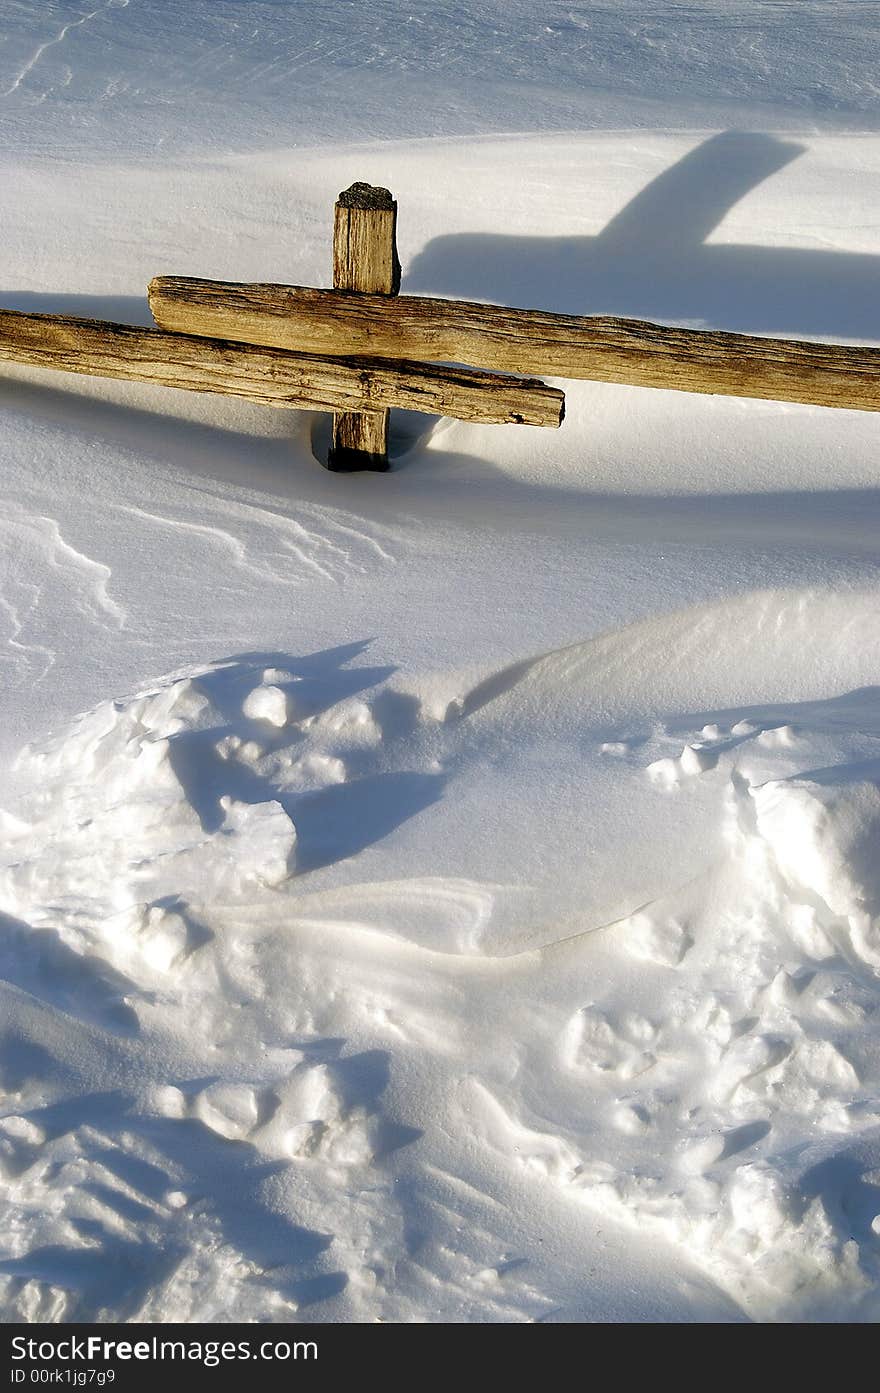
469,699,880,1322
0,508,125,688
112,498,397,589
0,591,55,686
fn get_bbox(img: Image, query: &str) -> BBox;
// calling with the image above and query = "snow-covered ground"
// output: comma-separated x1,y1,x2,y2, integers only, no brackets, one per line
2,1,880,1323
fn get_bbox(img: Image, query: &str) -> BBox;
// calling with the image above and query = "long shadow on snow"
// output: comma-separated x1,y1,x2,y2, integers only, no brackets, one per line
665,684,880,741
0,1037,422,1317
3,132,879,576
381,462,880,556
6,133,879,341
194,643,394,728
0,292,153,325
798,1150,880,1252
407,131,880,341
626,688,880,818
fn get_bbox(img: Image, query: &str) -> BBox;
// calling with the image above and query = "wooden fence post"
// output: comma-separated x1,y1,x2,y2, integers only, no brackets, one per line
327,182,401,471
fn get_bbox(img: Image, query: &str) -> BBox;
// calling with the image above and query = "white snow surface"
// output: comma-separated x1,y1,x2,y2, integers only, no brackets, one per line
2,0,880,1324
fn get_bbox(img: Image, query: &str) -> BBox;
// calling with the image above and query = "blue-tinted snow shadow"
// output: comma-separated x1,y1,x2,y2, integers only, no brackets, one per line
665,683,880,741
195,642,394,728
406,130,880,340
799,1151,880,1254
5,347,880,543
621,687,880,816
161,647,445,871
0,291,153,325
291,771,445,873
0,911,141,1036
0,1035,421,1319
0,1086,339,1319
1,360,879,568
8,132,877,341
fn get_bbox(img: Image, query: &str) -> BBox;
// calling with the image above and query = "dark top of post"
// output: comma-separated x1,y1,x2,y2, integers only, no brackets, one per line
336,182,396,211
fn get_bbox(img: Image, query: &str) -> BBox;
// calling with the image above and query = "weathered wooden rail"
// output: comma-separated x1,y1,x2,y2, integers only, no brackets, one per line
1,178,878,472
0,309,563,426
149,277,880,416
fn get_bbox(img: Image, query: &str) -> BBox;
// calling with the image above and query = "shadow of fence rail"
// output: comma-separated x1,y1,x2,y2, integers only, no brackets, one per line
1,135,878,475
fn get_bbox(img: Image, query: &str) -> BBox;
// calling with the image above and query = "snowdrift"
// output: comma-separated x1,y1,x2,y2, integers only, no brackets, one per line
3,584,880,1320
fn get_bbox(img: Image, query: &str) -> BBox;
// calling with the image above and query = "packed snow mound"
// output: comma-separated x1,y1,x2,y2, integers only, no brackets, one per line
2,665,306,917
548,717,880,1318
2,645,880,1320
753,768,880,926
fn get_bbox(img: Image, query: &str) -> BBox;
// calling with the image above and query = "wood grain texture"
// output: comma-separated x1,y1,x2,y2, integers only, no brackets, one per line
330,182,402,470
0,308,564,426
150,276,880,413
332,182,401,297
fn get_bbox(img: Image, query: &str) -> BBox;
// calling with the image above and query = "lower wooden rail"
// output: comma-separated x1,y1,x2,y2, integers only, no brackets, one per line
0,309,564,427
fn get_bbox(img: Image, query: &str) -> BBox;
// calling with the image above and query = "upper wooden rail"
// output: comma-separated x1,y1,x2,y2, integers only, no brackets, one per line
150,276,880,413
0,309,563,427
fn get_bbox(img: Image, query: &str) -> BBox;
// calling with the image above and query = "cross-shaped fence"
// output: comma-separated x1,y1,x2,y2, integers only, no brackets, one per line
1,180,878,473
